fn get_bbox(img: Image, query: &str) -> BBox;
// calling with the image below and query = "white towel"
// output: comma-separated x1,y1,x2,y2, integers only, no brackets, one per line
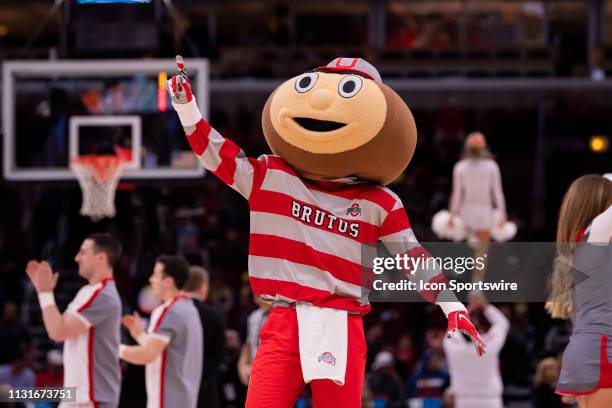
296,302,348,385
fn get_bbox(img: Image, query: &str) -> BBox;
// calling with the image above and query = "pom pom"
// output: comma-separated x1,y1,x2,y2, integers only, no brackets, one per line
490,211,517,242
431,210,467,241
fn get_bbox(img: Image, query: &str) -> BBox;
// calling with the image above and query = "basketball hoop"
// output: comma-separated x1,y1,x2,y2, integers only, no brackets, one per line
71,155,126,221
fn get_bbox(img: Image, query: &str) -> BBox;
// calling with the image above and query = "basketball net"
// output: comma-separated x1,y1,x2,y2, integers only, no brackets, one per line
71,155,126,221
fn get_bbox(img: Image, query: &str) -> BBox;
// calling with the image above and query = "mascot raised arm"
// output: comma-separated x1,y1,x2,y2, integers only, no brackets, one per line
168,56,484,408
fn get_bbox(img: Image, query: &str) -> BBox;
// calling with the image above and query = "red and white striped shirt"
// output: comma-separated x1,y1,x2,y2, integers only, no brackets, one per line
176,99,444,315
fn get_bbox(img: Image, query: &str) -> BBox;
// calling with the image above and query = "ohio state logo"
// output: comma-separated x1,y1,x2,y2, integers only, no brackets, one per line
318,352,336,366
346,203,361,217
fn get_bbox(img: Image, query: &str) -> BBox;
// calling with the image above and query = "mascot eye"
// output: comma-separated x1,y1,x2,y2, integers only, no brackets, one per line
338,76,363,98
295,73,318,93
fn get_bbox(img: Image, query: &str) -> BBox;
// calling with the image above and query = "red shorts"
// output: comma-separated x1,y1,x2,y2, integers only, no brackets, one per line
245,306,367,408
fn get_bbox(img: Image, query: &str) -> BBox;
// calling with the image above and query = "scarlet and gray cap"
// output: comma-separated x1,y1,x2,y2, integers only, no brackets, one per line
315,57,382,83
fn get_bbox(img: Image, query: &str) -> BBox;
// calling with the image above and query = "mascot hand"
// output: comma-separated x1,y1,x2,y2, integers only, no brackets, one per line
446,310,486,357
166,55,193,105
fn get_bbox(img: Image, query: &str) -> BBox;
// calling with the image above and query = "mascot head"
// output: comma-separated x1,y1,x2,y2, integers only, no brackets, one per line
262,58,417,186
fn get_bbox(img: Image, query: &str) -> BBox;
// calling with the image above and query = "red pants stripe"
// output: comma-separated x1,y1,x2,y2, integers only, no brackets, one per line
246,306,367,408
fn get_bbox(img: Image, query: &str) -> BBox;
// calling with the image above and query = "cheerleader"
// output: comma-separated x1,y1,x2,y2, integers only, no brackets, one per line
546,174,612,408
448,132,507,281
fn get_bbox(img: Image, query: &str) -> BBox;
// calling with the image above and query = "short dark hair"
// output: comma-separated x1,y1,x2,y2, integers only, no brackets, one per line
156,255,190,290
87,233,122,267
184,266,210,293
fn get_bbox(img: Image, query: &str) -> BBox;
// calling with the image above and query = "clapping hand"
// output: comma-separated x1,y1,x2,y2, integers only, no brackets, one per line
122,311,144,341
25,260,59,293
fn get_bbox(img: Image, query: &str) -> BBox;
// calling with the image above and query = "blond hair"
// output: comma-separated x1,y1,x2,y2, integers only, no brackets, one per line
461,132,493,160
546,175,612,318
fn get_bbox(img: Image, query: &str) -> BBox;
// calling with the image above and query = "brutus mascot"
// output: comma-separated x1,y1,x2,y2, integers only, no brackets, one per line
169,57,485,407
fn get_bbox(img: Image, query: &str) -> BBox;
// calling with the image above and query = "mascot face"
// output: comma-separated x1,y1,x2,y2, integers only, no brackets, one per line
262,58,417,186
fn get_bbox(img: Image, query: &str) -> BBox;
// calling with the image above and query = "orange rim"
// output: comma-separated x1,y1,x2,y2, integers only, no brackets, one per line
71,155,125,182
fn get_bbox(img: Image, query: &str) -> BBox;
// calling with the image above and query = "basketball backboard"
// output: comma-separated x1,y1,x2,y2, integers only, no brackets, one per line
3,58,209,181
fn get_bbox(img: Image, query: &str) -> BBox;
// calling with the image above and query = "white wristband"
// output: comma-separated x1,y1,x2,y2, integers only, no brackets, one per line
38,292,56,310
136,333,148,345
436,289,467,316
172,97,203,127
119,344,127,359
